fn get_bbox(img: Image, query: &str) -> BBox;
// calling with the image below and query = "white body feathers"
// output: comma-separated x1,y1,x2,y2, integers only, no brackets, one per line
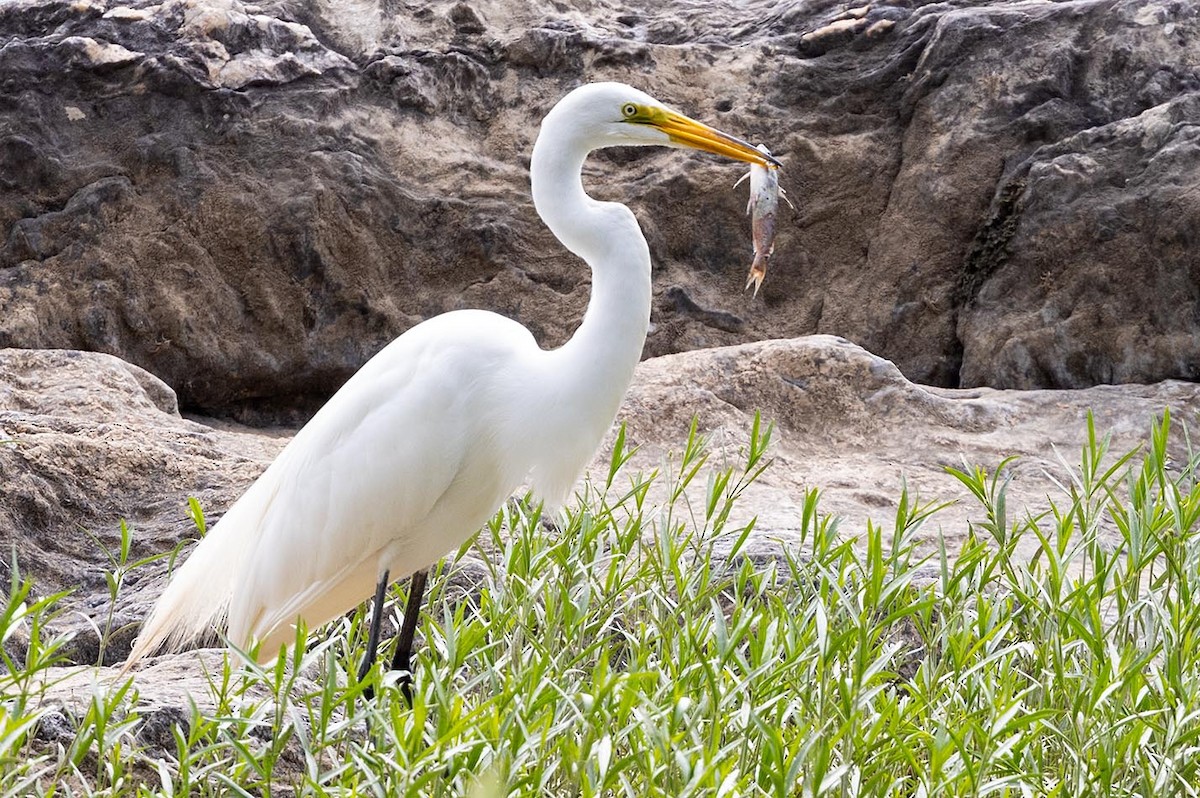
125,84,661,664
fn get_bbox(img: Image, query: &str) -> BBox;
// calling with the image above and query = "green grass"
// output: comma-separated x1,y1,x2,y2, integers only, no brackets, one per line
3,411,1200,796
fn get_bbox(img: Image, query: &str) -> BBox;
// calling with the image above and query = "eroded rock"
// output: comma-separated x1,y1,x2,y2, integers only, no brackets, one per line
1,0,1197,422
608,335,1200,562
959,91,1200,389
0,348,286,663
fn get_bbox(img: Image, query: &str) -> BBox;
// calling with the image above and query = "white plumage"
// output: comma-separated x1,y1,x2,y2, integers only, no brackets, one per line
125,82,776,669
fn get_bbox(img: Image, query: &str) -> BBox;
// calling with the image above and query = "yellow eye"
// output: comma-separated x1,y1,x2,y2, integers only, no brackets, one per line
621,103,638,118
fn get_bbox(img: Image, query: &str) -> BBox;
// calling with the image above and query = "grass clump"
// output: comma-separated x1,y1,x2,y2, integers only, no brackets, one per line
2,412,1200,796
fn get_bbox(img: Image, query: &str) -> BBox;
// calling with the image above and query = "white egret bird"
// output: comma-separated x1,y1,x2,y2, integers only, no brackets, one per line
124,82,779,697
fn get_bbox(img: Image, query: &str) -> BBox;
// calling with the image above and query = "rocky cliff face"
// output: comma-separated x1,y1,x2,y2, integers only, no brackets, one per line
2,0,1196,420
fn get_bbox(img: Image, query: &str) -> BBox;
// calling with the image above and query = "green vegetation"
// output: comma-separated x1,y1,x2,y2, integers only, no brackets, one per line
3,413,1200,796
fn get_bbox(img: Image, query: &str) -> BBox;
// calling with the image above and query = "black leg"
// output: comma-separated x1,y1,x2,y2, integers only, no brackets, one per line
390,568,429,706
357,569,390,700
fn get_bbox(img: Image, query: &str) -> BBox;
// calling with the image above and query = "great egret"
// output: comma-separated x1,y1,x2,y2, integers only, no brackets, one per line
124,82,778,697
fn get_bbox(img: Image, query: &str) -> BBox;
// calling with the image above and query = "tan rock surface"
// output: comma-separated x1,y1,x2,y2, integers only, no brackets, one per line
0,348,287,664
608,335,1199,563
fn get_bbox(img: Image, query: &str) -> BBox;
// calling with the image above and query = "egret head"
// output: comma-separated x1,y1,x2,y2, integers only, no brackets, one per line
542,82,780,169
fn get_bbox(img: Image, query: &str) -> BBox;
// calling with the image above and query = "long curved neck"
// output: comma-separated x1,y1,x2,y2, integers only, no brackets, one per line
530,123,652,418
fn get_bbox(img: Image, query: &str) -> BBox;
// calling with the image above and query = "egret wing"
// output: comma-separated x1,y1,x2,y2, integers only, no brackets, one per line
225,312,536,656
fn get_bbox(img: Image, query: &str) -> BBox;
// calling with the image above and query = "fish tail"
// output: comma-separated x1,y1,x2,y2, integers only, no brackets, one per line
745,272,763,298
745,249,770,297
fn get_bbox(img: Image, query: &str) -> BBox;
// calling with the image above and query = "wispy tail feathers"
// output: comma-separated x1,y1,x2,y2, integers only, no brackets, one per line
121,481,273,672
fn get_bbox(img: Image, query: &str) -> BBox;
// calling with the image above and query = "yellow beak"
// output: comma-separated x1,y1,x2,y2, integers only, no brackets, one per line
648,110,781,169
